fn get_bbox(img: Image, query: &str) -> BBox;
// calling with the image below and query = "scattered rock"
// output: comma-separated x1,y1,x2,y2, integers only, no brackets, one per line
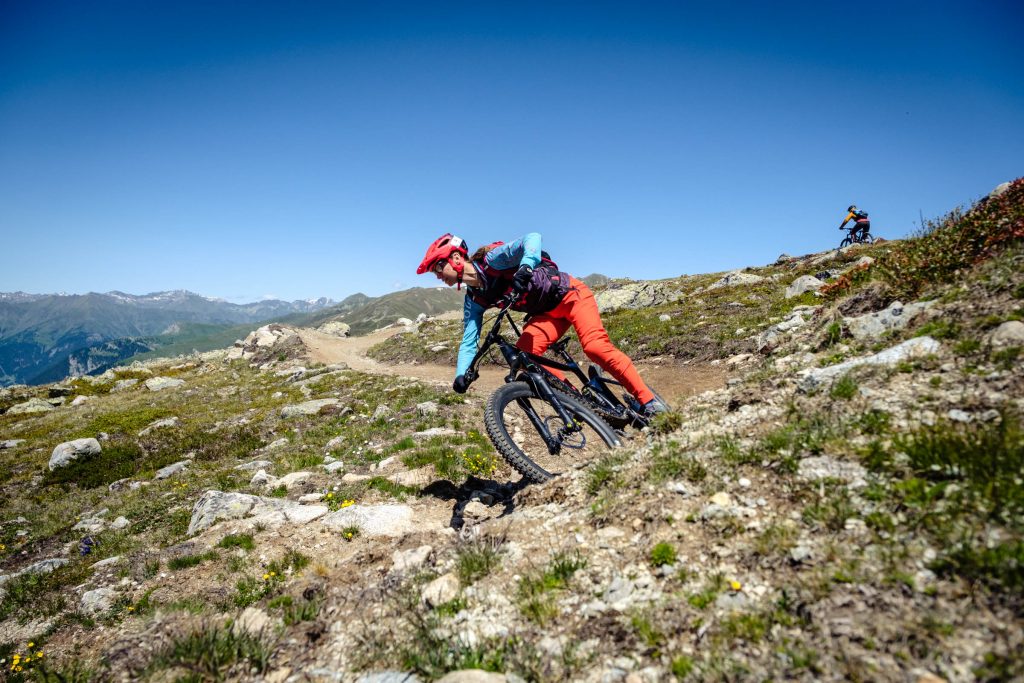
80,587,117,615
1,439,26,449
392,545,433,573
987,320,1024,348
144,377,185,392
49,437,102,471
797,455,869,488
707,271,765,291
138,416,180,436
843,300,937,340
110,379,139,393
321,504,418,537
416,401,439,416
595,281,679,312
154,461,189,480
422,572,460,607
785,275,824,298
7,398,55,414
318,321,351,337
281,399,342,417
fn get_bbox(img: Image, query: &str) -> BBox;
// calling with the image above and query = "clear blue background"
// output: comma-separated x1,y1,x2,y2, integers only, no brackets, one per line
2,1,1022,303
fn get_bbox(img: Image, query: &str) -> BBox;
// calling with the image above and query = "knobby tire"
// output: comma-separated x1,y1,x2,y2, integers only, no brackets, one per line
484,381,621,483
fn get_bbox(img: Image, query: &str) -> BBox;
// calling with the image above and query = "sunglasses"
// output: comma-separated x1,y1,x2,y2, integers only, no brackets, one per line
432,259,448,274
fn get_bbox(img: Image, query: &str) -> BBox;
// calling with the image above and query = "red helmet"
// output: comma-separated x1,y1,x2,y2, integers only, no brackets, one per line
416,233,469,275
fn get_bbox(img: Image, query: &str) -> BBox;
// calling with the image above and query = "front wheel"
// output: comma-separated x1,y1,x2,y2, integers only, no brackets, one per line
484,381,621,483
839,236,853,249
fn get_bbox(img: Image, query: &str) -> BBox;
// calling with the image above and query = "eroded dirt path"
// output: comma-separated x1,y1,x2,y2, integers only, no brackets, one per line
297,325,726,405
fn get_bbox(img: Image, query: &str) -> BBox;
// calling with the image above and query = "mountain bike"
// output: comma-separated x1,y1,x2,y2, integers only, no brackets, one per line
462,297,627,483
839,225,875,248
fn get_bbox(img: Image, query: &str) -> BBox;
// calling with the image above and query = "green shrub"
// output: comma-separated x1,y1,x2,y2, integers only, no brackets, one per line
877,178,1024,299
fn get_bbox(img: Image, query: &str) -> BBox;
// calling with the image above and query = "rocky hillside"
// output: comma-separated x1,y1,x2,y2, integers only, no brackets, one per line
0,179,1021,682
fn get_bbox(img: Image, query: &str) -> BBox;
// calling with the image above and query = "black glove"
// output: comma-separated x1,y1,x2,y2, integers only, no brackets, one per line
453,375,470,394
512,264,534,293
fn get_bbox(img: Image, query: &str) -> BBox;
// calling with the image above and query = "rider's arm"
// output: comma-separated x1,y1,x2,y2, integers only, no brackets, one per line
484,232,543,270
839,212,853,229
456,296,486,377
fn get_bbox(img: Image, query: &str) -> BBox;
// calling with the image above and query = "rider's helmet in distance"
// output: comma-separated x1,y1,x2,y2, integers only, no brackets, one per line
417,233,469,274
848,205,858,213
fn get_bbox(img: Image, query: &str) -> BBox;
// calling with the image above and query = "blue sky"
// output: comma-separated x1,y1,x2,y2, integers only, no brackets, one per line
2,1,1022,303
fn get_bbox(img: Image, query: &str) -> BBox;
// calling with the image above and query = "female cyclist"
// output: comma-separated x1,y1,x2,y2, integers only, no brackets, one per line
416,232,667,415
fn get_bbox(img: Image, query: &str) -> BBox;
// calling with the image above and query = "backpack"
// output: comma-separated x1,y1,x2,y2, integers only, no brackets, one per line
468,242,572,314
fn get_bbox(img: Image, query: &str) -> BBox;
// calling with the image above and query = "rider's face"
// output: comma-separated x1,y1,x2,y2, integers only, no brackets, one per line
434,254,461,286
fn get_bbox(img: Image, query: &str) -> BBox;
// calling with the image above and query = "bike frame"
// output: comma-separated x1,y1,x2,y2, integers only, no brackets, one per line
464,299,645,437
464,302,585,454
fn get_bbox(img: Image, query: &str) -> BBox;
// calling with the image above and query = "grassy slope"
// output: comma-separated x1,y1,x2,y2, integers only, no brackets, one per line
0,179,1021,681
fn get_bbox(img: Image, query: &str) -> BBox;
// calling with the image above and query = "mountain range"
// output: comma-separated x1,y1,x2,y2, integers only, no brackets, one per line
0,290,342,386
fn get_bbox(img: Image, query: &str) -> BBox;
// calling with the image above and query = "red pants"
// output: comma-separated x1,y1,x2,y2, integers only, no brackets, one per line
515,278,655,404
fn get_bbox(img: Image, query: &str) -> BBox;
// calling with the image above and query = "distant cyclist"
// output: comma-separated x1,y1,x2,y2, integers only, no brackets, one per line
839,205,871,242
416,232,668,416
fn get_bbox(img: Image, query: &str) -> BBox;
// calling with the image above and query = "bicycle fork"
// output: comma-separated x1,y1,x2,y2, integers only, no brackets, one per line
516,375,583,455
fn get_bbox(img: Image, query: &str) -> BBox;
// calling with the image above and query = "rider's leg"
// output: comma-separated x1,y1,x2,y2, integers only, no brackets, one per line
516,312,572,382
560,279,656,405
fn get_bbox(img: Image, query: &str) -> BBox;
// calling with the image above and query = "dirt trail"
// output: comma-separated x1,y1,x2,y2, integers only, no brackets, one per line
297,324,726,405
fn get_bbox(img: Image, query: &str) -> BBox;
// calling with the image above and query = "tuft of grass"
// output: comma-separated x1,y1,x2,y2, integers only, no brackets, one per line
167,550,219,571
897,413,1023,517
649,441,708,482
650,542,678,568
456,534,504,585
829,374,859,400
517,551,586,625
146,622,273,680
218,533,255,551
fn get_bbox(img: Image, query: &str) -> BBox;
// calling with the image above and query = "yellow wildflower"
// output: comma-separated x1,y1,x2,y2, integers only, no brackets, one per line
341,499,355,508
263,573,271,580
27,643,34,648
729,580,742,591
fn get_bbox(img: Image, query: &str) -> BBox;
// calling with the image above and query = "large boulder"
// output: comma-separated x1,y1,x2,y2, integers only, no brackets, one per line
49,438,102,470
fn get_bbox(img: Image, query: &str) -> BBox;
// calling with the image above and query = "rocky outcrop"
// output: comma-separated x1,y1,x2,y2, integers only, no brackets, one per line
707,271,765,290
797,336,942,391
595,282,679,313
843,300,937,340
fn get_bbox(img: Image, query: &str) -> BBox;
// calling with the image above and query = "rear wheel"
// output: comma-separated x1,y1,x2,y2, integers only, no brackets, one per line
484,381,621,483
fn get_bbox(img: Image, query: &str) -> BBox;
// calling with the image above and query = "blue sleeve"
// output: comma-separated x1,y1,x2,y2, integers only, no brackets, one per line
456,296,486,377
484,232,542,270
